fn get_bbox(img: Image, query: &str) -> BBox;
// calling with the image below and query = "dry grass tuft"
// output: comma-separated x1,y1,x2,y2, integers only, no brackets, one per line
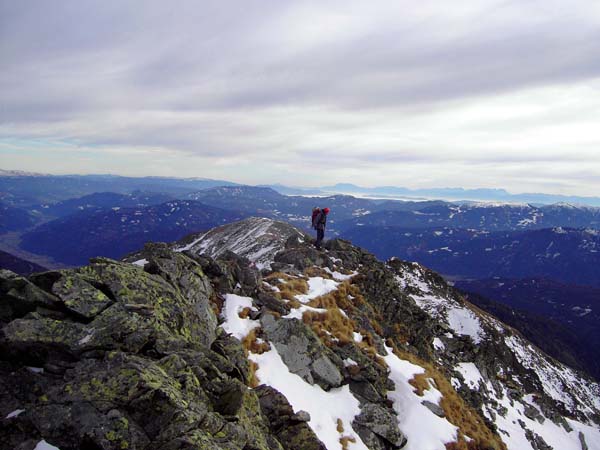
238,307,253,319
336,418,356,450
305,266,330,278
303,308,355,345
211,292,224,316
409,373,431,396
278,278,309,301
340,436,357,450
248,360,260,388
242,328,271,355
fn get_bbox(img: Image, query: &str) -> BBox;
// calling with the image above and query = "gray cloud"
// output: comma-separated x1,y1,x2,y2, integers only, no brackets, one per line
1,0,600,195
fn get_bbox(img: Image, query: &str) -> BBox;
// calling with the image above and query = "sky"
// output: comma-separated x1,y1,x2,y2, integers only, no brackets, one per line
1,0,600,195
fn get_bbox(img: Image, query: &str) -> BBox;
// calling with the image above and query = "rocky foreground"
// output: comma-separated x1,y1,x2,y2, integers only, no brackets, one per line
1,218,599,450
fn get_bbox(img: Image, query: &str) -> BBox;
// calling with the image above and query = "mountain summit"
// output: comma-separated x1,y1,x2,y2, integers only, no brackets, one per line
1,218,598,450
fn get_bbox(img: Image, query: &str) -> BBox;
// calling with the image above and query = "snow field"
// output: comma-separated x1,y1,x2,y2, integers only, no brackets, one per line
250,348,369,450
382,345,458,450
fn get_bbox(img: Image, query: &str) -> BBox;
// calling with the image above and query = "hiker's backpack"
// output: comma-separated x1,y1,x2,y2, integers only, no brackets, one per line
311,207,321,228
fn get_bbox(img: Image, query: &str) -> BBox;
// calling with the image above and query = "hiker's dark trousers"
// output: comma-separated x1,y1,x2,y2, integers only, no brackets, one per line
316,228,324,248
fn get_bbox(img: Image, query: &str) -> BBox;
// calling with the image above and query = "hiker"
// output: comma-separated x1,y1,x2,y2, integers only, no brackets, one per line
312,207,330,249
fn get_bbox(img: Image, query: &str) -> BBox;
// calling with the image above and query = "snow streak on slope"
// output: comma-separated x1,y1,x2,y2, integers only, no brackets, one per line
176,217,304,269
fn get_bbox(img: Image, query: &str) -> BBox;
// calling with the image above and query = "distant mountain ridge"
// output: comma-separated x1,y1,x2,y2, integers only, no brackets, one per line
3,170,600,206
314,183,600,206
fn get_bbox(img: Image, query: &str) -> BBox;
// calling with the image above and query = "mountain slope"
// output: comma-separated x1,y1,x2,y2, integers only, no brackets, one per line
0,250,47,275
41,191,175,218
20,200,247,265
341,226,600,286
1,218,598,450
456,278,600,381
0,202,38,233
336,203,600,232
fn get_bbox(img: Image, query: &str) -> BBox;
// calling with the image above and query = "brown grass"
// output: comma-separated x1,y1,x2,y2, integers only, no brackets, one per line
336,419,356,450
409,373,431,396
238,307,253,319
248,360,260,388
211,292,224,316
242,328,271,355
387,343,506,450
303,308,355,345
278,278,309,301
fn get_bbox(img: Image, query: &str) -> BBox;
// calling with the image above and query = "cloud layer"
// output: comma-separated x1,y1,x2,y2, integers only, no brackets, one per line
1,0,600,194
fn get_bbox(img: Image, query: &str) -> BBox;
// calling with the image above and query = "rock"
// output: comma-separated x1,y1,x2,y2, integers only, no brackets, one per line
273,247,333,272
141,244,218,347
579,431,589,450
49,272,114,320
422,400,445,417
211,332,251,383
255,385,325,450
353,403,407,449
524,428,553,450
523,403,545,424
261,314,343,390
0,271,59,323
291,410,311,423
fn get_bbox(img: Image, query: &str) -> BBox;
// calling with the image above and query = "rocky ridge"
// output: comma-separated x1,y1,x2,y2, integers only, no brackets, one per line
1,217,599,450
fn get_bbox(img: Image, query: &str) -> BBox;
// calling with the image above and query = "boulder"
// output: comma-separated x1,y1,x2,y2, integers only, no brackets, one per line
260,314,343,390
353,403,407,449
255,385,325,450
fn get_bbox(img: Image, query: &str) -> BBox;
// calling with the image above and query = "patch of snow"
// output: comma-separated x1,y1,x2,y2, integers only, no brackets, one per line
250,347,368,450
343,358,358,367
432,338,445,351
132,258,148,267
353,332,363,343
221,294,259,340
78,329,95,345
447,308,484,344
34,441,61,450
283,304,328,320
26,366,44,374
455,363,483,390
295,277,339,304
323,267,358,281
6,409,25,419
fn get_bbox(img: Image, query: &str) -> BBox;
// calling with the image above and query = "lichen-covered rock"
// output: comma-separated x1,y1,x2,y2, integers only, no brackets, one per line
260,314,343,390
0,270,59,323
49,272,114,320
141,243,218,347
0,248,290,450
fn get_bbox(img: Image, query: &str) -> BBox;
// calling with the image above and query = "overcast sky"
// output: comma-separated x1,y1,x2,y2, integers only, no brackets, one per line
1,0,600,195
